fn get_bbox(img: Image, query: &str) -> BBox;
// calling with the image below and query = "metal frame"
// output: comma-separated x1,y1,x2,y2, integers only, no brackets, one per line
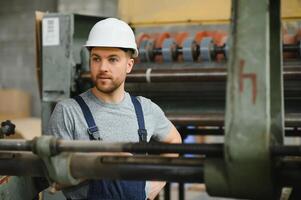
206,0,283,198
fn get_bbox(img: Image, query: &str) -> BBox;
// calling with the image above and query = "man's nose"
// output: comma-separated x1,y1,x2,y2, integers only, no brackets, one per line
98,60,109,71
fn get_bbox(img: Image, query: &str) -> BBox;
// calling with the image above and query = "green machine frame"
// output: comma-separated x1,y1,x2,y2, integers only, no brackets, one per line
206,0,284,199
41,13,103,132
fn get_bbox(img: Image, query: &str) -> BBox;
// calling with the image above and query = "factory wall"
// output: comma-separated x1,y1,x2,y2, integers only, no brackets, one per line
0,0,57,117
119,0,301,26
0,0,118,117
58,0,118,17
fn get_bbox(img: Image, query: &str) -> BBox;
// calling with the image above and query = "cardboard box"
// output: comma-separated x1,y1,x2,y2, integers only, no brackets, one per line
0,89,31,120
7,117,41,139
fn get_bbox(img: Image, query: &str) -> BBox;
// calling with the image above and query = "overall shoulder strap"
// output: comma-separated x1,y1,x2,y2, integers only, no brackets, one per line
130,96,147,143
73,95,101,140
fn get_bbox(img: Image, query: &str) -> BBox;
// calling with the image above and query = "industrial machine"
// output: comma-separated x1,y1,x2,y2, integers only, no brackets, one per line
1,0,301,199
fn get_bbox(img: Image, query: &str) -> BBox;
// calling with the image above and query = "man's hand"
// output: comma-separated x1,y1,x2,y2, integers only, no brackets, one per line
147,181,166,200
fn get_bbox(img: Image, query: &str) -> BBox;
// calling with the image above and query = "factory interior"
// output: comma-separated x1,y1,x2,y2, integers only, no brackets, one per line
1,0,301,199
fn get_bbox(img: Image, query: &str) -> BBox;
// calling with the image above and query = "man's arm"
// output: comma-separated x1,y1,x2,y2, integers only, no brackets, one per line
160,124,182,157
147,125,182,200
46,101,74,140
162,125,182,144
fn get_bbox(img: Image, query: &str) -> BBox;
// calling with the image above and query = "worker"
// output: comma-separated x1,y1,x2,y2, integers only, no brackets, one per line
47,17,182,200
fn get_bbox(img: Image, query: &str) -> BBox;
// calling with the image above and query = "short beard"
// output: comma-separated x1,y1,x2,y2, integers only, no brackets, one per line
92,78,123,94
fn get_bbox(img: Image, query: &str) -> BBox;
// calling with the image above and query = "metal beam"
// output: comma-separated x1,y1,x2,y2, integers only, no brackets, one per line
206,0,283,198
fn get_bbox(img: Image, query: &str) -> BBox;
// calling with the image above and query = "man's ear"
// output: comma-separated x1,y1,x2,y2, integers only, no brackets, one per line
126,58,134,73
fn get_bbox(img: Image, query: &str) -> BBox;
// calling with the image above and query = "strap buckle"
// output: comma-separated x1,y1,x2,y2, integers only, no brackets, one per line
87,126,101,140
138,129,147,142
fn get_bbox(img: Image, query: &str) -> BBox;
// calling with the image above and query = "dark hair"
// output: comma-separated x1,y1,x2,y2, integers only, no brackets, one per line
119,48,134,58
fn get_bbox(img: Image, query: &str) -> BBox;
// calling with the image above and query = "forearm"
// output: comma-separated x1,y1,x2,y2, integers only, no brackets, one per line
162,125,182,157
147,181,166,200
147,125,182,199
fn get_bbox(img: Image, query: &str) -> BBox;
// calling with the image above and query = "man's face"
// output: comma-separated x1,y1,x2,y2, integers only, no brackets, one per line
90,47,134,94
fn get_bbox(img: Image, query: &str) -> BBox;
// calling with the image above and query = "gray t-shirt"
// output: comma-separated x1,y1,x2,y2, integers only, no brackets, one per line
46,89,172,199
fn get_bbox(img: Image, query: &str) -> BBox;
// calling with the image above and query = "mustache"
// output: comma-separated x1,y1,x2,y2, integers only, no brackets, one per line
96,73,111,79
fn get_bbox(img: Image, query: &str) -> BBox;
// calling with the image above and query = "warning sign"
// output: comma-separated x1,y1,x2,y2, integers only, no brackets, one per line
42,17,60,46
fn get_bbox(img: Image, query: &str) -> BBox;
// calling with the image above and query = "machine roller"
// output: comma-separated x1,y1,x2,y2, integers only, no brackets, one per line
138,31,301,63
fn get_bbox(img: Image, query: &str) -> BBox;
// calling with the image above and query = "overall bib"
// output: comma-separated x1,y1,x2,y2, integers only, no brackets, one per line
74,95,147,200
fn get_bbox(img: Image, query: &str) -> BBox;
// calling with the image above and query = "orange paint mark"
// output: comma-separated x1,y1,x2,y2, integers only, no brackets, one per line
155,32,170,48
175,32,189,45
212,31,227,45
136,33,150,47
194,31,208,43
0,176,10,185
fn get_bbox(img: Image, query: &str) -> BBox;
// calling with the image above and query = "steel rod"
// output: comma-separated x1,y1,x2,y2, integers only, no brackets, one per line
277,157,301,188
0,151,44,176
283,44,300,53
71,154,204,182
80,66,301,83
0,139,33,151
178,126,301,137
272,145,301,156
0,139,224,156
3,137,301,155
168,113,224,126
4,150,301,185
168,113,301,128
0,151,204,183
57,142,223,156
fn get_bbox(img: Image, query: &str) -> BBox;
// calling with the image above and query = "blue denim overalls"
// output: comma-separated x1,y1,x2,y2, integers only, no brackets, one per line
74,95,147,200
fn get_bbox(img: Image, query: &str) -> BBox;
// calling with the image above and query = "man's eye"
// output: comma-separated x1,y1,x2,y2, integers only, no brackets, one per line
92,57,100,62
109,57,118,63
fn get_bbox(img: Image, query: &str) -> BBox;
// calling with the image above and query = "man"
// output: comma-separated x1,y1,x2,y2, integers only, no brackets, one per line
47,18,182,200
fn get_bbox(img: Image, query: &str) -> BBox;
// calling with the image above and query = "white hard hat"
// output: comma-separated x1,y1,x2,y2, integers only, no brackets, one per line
85,18,138,57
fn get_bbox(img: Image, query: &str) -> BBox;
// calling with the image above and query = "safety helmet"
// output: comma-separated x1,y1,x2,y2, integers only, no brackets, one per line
85,18,138,58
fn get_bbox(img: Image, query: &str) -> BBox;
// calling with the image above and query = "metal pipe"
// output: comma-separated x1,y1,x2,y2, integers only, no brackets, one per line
283,43,300,53
4,150,301,185
82,67,227,82
178,126,301,137
168,113,301,128
168,113,224,126
0,139,33,151
81,66,301,83
0,151,44,176
0,151,204,183
0,112,300,153
0,139,223,156
277,157,301,188
71,154,204,182
57,142,223,156
271,145,301,156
